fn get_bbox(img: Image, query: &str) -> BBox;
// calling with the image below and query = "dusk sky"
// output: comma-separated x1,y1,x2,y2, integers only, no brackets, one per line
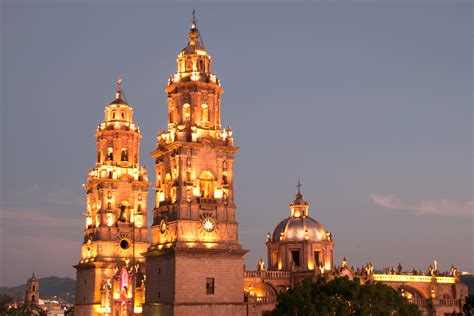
1,1,472,286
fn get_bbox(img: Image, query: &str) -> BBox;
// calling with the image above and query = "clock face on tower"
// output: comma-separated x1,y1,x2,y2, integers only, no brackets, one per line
202,217,216,232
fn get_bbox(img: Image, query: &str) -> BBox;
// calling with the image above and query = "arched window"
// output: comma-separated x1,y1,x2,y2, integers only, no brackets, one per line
107,147,113,161
198,59,204,70
183,104,191,121
32,285,35,291
164,173,172,200
97,151,101,163
223,160,228,171
121,112,125,119
186,157,191,167
186,189,191,202
186,58,192,71
121,148,128,161
112,111,116,119
223,192,228,205
118,201,130,222
107,202,111,210
201,104,209,122
199,171,214,198
222,175,228,185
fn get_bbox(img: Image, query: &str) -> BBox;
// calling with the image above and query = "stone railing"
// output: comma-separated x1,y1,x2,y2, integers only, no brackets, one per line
372,274,456,284
244,270,291,279
408,298,460,306
199,197,218,210
433,299,460,306
246,296,277,304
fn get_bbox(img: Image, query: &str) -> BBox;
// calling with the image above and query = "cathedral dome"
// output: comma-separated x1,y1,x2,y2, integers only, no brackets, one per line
272,215,328,242
271,183,329,243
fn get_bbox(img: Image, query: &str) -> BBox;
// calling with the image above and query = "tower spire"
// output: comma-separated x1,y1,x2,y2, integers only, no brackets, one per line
116,75,122,99
188,9,201,42
191,8,196,30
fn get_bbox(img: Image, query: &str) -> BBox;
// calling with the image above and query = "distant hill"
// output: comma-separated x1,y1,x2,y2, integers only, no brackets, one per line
0,277,76,304
460,274,474,295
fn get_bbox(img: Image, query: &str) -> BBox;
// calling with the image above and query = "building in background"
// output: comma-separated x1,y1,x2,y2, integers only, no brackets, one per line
24,273,39,307
74,79,151,316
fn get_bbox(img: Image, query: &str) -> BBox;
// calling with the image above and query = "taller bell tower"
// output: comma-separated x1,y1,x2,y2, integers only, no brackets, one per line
74,79,151,316
144,12,247,316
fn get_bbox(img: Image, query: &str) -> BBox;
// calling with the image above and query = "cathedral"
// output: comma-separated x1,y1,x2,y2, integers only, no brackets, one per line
74,12,468,316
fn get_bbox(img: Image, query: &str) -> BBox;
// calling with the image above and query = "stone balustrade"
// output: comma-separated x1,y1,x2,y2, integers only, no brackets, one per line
244,270,291,279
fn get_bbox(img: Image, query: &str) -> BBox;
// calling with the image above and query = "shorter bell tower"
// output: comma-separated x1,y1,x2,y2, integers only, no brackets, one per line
74,78,151,316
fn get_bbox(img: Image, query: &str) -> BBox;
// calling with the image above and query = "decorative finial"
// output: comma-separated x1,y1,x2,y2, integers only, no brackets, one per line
116,75,122,99
191,8,197,30
296,178,302,195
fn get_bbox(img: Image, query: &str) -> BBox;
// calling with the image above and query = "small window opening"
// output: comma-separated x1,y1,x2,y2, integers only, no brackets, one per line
120,239,129,250
206,278,215,295
314,251,320,268
107,147,113,161
291,250,300,266
201,104,209,122
121,148,128,161
183,104,191,121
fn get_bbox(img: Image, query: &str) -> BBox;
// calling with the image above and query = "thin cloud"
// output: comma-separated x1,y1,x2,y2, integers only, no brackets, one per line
1,207,82,230
45,187,84,207
370,194,474,217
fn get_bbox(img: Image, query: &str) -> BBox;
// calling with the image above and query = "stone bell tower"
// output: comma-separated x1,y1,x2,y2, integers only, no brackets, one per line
144,12,247,316
24,273,39,306
74,78,151,316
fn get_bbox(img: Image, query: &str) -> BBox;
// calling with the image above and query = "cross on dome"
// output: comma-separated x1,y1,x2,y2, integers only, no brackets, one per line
116,75,122,99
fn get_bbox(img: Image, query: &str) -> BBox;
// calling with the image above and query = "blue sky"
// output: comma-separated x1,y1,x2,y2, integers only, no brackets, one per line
1,1,472,286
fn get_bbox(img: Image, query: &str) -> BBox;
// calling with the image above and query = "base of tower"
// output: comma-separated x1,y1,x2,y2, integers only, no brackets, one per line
74,303,101,316
143,302,246,316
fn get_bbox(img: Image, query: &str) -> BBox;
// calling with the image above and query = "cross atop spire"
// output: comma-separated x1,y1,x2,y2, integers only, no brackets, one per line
116,75,122,99
297,178,302,195
192,8,196,30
